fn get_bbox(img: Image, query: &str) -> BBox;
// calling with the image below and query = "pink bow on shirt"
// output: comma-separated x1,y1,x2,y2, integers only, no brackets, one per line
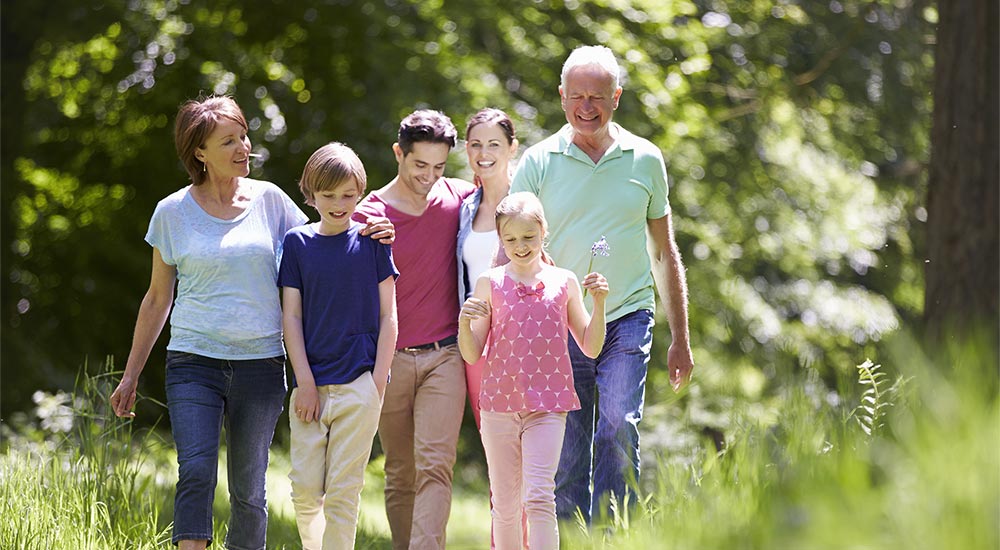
515,281,546,298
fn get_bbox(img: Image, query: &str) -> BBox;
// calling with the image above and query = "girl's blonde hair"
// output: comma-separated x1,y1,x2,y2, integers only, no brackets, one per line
495,192,555,265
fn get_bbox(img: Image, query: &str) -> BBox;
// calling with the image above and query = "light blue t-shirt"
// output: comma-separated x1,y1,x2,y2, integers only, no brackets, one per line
146,179,308,359
512,123,670,322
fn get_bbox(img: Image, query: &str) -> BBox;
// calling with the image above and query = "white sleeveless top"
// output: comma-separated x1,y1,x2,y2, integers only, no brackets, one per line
462,228,499,295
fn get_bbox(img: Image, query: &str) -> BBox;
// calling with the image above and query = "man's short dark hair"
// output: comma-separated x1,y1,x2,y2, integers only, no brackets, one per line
398,109,458,155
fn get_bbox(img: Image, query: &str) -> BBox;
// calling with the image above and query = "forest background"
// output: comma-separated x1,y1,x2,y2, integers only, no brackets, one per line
1,0,997,547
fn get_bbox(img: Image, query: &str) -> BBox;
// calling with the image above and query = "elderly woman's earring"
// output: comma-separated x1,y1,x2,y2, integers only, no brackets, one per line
202,161,206,172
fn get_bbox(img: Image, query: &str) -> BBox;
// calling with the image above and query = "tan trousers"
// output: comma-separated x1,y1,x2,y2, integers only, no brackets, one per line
379,344,466,550
480,410,567,550
289,373,382,550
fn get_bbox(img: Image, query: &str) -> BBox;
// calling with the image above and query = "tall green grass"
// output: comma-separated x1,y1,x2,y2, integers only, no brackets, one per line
1,359,173,549
3,335,997,549
0,358,487,549
564,332,999,549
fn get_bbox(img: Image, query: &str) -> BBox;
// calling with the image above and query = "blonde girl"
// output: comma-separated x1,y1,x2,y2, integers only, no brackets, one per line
457,192,608,550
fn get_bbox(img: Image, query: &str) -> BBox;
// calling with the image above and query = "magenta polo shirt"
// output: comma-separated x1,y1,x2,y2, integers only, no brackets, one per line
355,178,474,349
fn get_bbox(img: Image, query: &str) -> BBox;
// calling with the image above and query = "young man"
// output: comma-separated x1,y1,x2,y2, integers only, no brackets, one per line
512,45,696,525
354,110,475,550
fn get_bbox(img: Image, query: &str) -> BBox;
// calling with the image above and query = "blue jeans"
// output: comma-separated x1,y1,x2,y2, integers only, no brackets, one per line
555,309,653,525
165,351,287,549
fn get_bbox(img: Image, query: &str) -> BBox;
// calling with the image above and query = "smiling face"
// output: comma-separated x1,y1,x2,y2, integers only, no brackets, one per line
393,141,450,199
559,63,623,139
312,178,360,235
466,122,517,185
498,214,546,268
195,119,252,181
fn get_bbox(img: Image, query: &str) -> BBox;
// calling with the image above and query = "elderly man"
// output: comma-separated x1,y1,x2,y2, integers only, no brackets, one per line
512,45,695,525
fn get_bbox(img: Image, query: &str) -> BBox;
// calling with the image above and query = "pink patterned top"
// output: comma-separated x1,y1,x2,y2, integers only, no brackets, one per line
480,267,581,413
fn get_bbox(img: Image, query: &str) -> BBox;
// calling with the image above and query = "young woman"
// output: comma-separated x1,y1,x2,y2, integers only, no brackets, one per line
457,107,518,427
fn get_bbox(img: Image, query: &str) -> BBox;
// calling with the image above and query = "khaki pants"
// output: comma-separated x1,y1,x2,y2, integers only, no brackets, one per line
289,373,382,550
379,344,466,550
481,410,567,550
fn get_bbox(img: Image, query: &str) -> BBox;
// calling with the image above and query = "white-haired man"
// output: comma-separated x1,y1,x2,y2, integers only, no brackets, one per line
512,44,695,525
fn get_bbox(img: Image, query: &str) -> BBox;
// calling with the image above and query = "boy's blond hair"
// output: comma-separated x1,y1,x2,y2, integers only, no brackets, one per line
299,142,367,204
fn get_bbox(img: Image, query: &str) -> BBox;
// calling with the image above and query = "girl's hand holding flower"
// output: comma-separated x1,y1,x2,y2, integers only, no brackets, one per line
582,272,609,302
583,236,611,298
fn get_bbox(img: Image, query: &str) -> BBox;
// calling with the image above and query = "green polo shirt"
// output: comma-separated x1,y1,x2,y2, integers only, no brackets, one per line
512,123,670,322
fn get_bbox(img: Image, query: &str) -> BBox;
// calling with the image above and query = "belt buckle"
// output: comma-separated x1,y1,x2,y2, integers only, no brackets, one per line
401,343,432,353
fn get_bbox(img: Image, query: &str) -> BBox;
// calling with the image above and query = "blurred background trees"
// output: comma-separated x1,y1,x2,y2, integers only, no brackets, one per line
3,0,993,458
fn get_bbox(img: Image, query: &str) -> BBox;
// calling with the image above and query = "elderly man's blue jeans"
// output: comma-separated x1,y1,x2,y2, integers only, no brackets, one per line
165,351,287,550
555,309,653,525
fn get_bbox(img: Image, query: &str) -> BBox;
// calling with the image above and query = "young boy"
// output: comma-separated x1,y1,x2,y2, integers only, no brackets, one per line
278,142,398,549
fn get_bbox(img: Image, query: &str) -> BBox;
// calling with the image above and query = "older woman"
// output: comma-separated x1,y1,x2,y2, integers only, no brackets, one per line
110,95,390,550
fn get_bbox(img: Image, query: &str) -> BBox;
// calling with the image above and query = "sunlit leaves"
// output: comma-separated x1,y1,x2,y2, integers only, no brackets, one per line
23,27,122,118
4,0,935,419
14,158,130,238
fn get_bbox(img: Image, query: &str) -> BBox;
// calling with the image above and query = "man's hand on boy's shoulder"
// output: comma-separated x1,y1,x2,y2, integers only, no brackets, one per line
360,216,395,244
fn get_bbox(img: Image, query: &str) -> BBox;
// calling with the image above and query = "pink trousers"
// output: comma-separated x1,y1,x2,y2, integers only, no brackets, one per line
467,358,531,549
480,410,567,550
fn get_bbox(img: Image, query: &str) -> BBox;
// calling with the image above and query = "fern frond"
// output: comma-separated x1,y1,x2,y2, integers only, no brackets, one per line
854,359,892,438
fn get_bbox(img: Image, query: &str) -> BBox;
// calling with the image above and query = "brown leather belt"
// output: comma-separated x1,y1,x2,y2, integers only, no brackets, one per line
398,335,458,353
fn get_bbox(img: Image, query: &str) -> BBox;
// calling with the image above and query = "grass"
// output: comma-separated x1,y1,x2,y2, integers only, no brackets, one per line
0,438,489,549
2,334,997,549
1,364,175,549
0,360,491,549
560,333,999,550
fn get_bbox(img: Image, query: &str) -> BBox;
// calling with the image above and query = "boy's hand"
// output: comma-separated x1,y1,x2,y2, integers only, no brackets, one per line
582,272,609,301
293,385,321,423
361,216,395,244
460,297,490,324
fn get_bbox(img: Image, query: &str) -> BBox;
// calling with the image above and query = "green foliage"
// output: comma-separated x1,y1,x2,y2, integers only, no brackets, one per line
1,358,172,548
852,358,893,437
3,1,935,435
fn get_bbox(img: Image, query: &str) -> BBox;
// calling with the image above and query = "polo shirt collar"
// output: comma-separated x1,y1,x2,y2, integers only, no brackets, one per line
548,123,636,164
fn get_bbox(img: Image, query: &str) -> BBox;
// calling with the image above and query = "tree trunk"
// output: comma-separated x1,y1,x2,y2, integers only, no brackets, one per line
924,0,999,349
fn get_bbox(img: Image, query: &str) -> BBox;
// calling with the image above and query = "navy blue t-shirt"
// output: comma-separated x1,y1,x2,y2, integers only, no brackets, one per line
278,221,398,387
